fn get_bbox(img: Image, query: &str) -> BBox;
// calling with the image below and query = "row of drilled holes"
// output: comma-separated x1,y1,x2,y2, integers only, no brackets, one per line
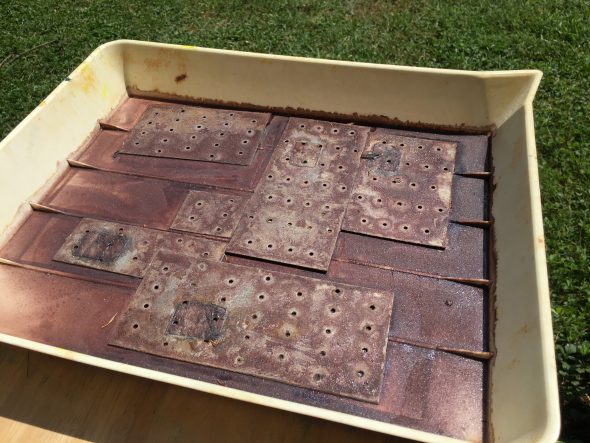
154,136,251,144
356,195,446,212
284,139,360,153
380,140,445,152
296,123,357,137
402,161,451,172
266,174,349,192
148,109,258,124
149,148,247,158
73,231,211,263
243,239,317,257
140,129,247,141
358,217,434,235
283,153,356,165
265,193,347,205
361,178,440,190
246,215,335,232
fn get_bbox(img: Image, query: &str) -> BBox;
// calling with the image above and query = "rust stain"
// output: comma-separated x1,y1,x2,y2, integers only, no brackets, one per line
144,57,167,70
507,358,520,369
175,73,187,83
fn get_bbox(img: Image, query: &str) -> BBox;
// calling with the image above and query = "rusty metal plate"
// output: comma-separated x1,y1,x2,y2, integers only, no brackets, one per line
227,118,370,271
110,250,393,402
120,104,270,166
343,129,457,248
54,218,226,277
171,191,249,238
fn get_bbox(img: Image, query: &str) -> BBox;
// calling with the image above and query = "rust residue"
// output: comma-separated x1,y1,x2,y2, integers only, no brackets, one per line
175,73,187,82
127,88,496,136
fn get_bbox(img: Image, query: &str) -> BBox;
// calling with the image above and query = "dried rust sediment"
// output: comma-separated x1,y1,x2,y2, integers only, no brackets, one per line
227,118,370,271
343,130,456,248
111,250,394,403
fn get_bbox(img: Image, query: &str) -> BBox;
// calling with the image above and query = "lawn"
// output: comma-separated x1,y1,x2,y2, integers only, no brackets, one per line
0,0,588,440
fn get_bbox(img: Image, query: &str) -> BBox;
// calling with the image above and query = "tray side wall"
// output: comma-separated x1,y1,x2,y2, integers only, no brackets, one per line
0,42,128,244
490,104,560,442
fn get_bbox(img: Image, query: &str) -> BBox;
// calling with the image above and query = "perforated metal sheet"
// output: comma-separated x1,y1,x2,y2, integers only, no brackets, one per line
171,191,249,238
343,130,457,248
110,250,393,402
227,118,370,271
53,218,226,277
120,104,270,166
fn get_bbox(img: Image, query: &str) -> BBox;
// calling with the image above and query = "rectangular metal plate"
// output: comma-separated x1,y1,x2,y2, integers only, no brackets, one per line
75,129,275,192
227,118,370,271
110,250,393,402
120,104,271,166
343,130,457,248
171,191,249,238
54,218,226,277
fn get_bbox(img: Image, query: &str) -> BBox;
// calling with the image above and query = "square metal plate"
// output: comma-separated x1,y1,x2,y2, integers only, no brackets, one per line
343,130,457,248
110,250,394,402
120,104,271,166
53,218,226,277
170,190,249,238
227,118,370,271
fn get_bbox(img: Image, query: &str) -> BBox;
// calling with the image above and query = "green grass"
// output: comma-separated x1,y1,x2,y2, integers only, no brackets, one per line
1,0,588,440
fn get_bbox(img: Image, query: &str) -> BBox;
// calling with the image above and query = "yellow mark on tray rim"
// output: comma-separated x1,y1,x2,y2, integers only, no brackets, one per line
75,61,96,93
